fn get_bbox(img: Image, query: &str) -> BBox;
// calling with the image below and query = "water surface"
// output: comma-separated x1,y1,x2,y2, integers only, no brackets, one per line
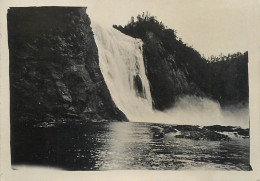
11,122,250,170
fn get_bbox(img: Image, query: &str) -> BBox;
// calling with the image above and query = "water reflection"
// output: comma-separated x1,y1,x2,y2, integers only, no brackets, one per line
11,122,250,170
92,122,249,170
98,122,152,170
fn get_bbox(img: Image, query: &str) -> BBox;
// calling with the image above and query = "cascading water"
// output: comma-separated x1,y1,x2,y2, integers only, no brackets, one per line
91,22,249,128
92,23,154,122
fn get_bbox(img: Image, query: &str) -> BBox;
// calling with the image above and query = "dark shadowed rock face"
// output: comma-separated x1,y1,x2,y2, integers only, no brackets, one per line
114,17,248,110
114,22,206,110
142,32,248,108
8,7,127,122
142,32,204,110
133,75,146,98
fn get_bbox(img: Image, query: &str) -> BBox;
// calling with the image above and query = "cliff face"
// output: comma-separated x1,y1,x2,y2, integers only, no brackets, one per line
142,31,204,110
8,7,126,122
114,22,206,110
114,17,248,110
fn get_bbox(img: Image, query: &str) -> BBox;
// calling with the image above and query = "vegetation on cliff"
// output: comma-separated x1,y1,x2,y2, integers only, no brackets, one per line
113,12,248,109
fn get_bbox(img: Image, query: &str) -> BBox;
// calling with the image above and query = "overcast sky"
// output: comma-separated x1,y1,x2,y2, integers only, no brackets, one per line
85,0,252,57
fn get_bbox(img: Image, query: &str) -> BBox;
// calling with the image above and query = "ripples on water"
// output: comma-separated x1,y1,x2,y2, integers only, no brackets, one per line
11,122,250,171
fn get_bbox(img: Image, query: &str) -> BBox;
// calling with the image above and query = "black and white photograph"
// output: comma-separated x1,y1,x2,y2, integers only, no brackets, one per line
1,0,260,180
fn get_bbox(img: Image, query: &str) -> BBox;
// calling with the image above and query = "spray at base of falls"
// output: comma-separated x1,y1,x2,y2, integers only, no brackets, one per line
91,22,249,128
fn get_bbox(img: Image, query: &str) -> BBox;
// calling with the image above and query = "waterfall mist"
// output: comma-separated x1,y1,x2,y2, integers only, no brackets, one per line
91,22,249,128
163,96,249,128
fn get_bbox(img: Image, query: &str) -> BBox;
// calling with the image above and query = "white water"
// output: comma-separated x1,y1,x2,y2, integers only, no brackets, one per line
92,23,154,122
91,22,249,128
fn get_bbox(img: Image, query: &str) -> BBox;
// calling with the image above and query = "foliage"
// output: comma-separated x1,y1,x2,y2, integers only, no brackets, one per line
208,52,248,104
114,12,248,106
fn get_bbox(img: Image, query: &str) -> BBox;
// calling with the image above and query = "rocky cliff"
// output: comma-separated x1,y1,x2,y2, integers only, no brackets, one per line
8,7,127,123
141,31,205,110
114,15,248,110
114,18,206,110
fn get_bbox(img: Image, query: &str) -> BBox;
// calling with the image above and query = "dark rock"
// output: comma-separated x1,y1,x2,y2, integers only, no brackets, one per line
162,125,231,141
114,22,206,110
133,75,146,98
151,126,164,139
142,32,204,110
114,16,248,110
8,7,127,123
205,125,249,137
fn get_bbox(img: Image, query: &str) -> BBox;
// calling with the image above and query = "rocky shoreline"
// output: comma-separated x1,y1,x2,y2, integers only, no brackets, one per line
17,119,249,141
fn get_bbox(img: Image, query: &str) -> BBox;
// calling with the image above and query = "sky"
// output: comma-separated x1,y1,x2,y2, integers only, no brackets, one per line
85,0,252,57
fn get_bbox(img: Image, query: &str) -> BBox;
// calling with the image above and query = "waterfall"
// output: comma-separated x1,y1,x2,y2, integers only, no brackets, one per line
92,23,154,122
91,22,249,128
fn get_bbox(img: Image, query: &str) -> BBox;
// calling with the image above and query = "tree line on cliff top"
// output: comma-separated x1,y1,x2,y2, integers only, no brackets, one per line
113,12,248,106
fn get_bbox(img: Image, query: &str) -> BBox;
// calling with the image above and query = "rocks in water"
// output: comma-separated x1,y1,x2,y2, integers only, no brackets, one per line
8,7,127,123
204,125,249,139
173,129,230,141
151,126,164,139
160,124,249,141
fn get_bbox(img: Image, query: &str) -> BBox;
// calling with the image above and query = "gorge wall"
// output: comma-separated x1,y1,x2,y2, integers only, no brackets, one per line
114,16,248,110
8,7,249,125
8,7,126,123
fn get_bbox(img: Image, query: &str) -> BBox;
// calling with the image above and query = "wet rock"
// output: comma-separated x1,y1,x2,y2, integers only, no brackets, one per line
204,125,249,137
133,75,146,98
162,125,231,141
8,7,127,123
151,126,164,139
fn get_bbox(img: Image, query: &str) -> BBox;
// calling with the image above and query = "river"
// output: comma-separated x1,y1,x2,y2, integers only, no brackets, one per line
11,121,250,171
